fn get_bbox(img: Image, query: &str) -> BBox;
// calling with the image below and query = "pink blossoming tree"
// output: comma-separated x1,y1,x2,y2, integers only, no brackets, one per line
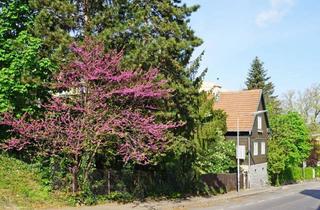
1,38,177,193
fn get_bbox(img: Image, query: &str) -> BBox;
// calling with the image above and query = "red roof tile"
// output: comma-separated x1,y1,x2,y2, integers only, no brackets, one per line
213,89,262,132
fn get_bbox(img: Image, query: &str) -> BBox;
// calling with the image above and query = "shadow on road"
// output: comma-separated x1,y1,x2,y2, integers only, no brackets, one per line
300,189,320,210
300,189,320,199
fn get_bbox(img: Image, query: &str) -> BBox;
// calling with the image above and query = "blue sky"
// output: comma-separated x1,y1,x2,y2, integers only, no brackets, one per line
184,0,320,96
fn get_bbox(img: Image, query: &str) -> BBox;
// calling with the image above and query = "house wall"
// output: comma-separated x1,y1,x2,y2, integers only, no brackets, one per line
250,101,269,164
247,162,268,188
226,134,267,165
223,93,270,188
225,135,249,164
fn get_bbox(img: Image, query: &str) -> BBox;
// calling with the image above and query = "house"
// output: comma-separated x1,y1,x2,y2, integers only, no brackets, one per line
213,89,270,188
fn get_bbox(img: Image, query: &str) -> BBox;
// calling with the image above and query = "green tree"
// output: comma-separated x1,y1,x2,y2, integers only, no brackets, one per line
1,0,222,197
193,92,236,174
0,0,55,115
29,0,75,63
28,0,203,138
267,139,286,185
245,57,277,105
268,112,311,184
28,2,208,194
194,131,236,174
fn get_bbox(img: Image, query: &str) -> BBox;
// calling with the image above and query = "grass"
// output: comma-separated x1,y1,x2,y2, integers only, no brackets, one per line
0,154,67,209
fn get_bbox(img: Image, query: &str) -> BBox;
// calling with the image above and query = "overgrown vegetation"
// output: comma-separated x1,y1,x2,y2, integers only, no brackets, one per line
1,0,316,207
245,57,313,186
268,112,311,185
0,0,235,205
0,154,66,209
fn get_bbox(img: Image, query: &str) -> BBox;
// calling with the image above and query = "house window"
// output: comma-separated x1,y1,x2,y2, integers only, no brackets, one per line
253,142,259,156
261,142,266,155
257,116,262,130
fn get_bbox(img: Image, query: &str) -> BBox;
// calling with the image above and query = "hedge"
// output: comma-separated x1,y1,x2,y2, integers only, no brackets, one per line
315,166,320,178
275,166,318,185
304,167,314,180
292,167,303,181
279,167,302,184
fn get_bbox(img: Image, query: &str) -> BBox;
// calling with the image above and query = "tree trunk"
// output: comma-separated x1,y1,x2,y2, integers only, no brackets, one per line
275,174,280,186
70,165,79,194
107,169,111,194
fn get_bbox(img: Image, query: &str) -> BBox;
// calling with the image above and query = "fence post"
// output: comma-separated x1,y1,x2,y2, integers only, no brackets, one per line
107,170,111,194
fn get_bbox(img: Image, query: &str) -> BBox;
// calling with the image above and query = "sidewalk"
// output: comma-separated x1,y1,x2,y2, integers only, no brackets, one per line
53,185,278,210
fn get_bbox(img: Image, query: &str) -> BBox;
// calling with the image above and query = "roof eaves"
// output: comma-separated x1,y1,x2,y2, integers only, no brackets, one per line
249,89,263,133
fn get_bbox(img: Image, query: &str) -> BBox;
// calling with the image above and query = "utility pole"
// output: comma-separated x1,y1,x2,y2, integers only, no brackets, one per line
237,117,240,192
237,110,268,192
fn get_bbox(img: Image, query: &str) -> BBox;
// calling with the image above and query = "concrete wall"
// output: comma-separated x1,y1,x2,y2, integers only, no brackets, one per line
244,162,268,188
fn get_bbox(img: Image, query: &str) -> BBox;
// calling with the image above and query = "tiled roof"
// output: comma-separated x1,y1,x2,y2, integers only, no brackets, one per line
213,89,262,132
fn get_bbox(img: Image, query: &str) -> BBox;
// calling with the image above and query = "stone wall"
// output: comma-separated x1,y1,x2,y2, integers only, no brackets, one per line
243,162,268,188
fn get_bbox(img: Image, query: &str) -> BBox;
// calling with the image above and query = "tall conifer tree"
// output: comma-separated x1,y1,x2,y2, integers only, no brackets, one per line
28,0,204,139
245,56,277,104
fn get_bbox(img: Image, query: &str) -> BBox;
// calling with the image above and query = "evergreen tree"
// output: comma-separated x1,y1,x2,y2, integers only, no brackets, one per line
28,0,204,139
245,56,276,104
29,0,76,63
1,1,213,195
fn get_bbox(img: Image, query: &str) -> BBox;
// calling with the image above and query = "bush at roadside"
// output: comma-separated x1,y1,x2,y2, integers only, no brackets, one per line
315,166,320,177
304,167,314,180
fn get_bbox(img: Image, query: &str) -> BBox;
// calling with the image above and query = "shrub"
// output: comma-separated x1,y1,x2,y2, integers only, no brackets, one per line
280,167,302,184
292,167,303,181
315,166,320,177
304,167,314,180
104,191,133,202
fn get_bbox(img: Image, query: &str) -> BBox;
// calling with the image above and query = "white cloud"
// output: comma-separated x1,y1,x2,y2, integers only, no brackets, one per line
256,0,294,27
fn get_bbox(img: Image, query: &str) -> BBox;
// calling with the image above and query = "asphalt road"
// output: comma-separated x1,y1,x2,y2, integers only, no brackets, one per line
194,181,320,210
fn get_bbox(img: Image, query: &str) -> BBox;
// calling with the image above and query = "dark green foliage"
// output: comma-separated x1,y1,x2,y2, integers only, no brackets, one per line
27,0,204,138
0,0,231,203
278,167,302,184
193,92,236,175
29,0,76,63
26,4,208,193
104,191,133,203
245,57,277,105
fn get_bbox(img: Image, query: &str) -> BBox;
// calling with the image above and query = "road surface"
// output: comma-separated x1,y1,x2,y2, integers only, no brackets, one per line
52,181,320,210
193,181,320,210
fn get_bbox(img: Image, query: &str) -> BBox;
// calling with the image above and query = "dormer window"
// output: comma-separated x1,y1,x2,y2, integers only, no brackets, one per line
257,115,262,131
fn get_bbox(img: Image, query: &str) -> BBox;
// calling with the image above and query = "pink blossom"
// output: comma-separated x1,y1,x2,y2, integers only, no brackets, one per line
1,38,178,165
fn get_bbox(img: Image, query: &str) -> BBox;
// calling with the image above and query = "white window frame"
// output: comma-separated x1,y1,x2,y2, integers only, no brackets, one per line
261,142,266,155
253,142,259,156
257,115,262,131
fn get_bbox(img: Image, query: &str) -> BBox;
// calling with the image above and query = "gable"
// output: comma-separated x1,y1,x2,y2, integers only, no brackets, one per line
213,89,265,132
